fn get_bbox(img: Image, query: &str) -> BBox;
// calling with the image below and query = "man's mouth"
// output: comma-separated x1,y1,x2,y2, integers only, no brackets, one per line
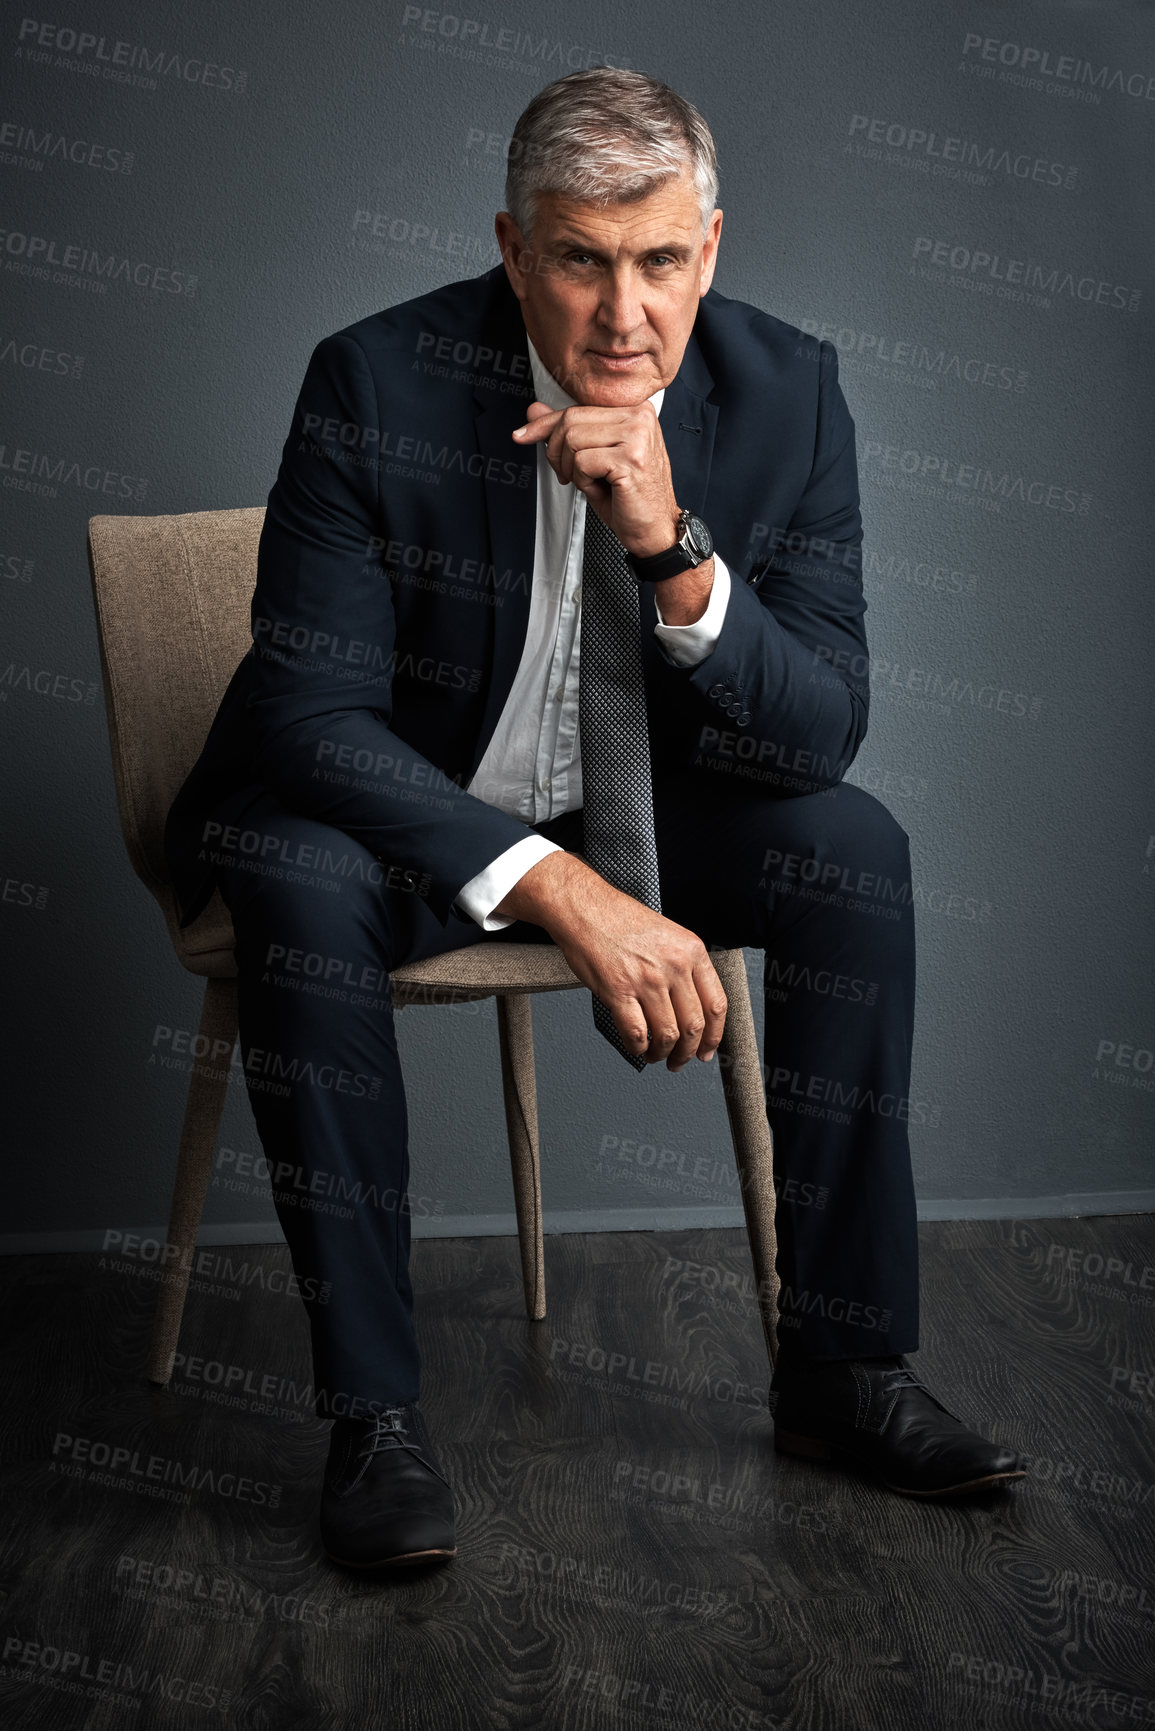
588,350,650,367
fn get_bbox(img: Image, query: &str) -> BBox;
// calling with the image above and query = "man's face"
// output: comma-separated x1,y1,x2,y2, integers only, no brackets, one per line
495,169,722,406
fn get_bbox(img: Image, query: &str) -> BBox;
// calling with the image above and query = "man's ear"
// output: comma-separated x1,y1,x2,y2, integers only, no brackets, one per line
494,211,530,301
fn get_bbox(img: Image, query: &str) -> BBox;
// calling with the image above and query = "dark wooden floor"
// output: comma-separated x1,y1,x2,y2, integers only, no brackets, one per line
1,1215,1153,1729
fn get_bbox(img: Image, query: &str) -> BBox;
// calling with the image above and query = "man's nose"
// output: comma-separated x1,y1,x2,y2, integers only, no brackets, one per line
596,270,645,335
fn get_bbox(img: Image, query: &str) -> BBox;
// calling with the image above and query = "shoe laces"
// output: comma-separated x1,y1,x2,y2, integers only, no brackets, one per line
880,1361,928,1396
357,1405,412,1460
878,1358,955,1418
356,1404,452,1489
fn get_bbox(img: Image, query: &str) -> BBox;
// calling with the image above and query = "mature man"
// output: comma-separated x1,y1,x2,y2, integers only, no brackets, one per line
165,67,1023,1569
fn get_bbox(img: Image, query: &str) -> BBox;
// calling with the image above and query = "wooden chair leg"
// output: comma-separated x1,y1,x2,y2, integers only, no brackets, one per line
713,948,779,1370
495,992,546,1321
147,974,238,1385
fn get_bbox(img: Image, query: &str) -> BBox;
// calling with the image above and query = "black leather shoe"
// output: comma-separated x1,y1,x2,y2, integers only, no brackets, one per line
772,1355,1026,1498
320,1403,457,1568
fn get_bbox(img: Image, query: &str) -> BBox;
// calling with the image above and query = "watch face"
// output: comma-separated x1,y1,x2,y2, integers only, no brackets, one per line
686,514,713,559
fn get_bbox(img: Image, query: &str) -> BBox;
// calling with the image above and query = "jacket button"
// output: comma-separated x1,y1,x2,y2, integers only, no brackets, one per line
708,682,724,699
727,701,743,717
738,710,751,727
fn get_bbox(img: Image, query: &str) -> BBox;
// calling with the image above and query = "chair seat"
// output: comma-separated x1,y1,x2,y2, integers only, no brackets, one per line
390,941,583,1005
157,890,587,997
162,887,238,977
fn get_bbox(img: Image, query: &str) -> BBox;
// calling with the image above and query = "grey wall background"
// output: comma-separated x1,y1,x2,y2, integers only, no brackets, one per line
2,0,1152,1251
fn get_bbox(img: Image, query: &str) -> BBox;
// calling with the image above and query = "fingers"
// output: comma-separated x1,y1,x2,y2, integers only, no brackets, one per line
664,973,709,1072
597,980,678,1068
515,411,616,491
514,404,649,484
513,403,636,437
512,403,564,442
612,948,728,1072
693,955,728,1062
548,426,624,491
634,984,682,1068
661,955,726,1070
605,995,655,1063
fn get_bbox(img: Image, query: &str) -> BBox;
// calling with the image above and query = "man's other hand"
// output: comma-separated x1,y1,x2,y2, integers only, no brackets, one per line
494,851,727,1070
513,399,680,557
512,400,714,624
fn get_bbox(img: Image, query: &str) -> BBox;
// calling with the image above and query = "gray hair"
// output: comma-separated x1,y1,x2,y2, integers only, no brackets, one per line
503,67,719,241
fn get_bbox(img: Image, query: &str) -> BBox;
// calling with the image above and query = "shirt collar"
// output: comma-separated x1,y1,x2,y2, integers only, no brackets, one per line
525,331,665,419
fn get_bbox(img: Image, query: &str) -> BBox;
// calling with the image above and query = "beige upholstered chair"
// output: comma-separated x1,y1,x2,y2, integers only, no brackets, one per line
85,508,779,1387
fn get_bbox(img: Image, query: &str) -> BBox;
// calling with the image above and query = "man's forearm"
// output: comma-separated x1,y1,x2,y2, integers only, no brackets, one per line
492,849,603,934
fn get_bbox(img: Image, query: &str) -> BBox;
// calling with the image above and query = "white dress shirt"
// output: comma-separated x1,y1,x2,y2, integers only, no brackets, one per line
454,333,732,930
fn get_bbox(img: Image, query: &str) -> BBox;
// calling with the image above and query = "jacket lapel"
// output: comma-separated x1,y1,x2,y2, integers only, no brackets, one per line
469,277,536,771
657,326,718,520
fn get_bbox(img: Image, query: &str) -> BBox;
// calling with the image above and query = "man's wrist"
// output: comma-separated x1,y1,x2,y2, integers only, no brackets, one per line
626,503,715,597
493,848,576,926
626,502,683,561
650,555,715,626
493,849,597,932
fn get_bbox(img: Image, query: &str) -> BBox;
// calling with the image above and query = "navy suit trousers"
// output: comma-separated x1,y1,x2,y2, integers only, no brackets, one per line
215,773,919,1415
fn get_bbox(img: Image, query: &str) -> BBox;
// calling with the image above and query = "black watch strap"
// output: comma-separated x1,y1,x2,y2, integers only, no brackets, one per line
626,510,712,583
626,541,695,583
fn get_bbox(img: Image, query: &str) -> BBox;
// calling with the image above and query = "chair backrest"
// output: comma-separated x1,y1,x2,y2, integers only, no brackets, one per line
86,507,263,928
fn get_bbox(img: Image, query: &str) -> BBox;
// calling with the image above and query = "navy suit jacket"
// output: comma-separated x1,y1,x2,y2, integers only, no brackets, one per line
164,263,870,932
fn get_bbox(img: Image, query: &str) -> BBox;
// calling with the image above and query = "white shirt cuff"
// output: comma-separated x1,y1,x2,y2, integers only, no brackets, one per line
652,553,732,666
453,835,563,931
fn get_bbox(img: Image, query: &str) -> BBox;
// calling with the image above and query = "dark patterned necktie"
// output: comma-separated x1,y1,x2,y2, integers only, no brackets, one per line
579,504,662,1071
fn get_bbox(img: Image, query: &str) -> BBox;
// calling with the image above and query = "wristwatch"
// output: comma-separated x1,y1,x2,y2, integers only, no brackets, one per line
626,507,714,583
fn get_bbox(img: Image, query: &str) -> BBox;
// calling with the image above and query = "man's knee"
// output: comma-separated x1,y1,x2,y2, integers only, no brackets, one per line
760,781,910,879
831,782,911,869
